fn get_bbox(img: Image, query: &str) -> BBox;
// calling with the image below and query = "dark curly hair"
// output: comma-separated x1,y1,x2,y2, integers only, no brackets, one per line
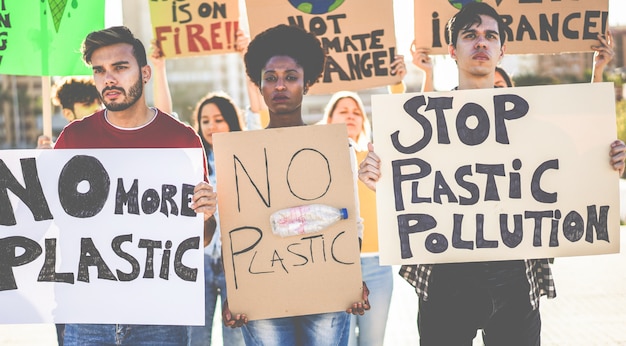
52,76,100,111
244,24,326,89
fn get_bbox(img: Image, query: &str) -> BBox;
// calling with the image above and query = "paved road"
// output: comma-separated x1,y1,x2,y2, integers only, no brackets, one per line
1,230,624,345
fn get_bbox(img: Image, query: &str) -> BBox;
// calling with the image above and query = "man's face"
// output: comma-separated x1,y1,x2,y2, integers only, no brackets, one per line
90,43,148,112
260,55,305,116
449,15,504,79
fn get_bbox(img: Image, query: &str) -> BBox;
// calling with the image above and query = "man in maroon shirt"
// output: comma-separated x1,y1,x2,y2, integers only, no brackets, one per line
55,26,216,346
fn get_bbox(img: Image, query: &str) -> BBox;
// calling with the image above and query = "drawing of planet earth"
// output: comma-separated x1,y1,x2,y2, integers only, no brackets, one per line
288,0,345,14
448,0,482,10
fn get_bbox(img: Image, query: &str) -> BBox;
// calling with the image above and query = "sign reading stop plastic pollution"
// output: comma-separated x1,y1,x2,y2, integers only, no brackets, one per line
372,83,620,265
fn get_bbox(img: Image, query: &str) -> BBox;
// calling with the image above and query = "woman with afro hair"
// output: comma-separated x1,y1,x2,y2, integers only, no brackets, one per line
221,24,370,346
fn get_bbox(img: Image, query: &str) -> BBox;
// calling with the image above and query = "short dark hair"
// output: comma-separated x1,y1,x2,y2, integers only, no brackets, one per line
244,24,326,88
446,2,506,48
52,76,101,110
81,26,148,67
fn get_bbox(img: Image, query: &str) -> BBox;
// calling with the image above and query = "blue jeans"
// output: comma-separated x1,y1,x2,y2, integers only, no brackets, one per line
63,324,189,346
242,311,350,346
417,263,541,346
348,255,393,346
189,254,244,346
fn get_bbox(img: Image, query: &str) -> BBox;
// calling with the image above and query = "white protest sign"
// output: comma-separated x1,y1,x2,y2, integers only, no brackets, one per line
372,83,620,265
0,148,205,325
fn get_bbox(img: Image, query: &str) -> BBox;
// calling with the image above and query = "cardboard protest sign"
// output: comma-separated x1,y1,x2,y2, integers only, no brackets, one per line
0,149,205,325
413,0,608,55
245,0,402,94
149,0,240,58
371,83,620,265
214,124,363,320
0,0,105,76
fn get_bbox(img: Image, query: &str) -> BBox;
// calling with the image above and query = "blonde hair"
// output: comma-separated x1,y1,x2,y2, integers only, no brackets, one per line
320,91,371,149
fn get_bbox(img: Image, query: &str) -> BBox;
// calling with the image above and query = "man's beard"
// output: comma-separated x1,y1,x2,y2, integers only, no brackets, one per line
102,76,143,112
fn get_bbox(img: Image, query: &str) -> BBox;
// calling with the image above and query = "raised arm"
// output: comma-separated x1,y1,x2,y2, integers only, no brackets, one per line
388,54,407,94
149,40,173,114
591,31,614,84
411,41,434,92
236,29,267,117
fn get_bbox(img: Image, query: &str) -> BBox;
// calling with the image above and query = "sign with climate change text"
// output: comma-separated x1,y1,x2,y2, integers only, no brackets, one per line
245,0,402,94
214,124,363,320
414,0,608,55
372,83,620,265
0,149,205,325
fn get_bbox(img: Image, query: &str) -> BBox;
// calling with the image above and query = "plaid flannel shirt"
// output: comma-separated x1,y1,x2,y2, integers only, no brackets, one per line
398,259,556,310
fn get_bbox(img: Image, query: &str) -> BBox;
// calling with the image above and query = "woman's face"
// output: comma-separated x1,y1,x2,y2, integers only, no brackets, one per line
200,103,231,146
328,97,364,142
260,55,305,116
494,70,509,88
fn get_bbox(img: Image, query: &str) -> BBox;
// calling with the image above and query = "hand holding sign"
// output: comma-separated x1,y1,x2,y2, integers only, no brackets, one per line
191,181,217,221
609,139,626,176
357,142,381,192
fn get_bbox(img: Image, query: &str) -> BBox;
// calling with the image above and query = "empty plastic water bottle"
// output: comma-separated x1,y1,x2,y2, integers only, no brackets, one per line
270,204,349,237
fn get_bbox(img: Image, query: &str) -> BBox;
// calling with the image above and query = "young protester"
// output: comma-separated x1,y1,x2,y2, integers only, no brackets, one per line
37,77,103,149
357,3,626,345
221,24,370,346
55,26,217,346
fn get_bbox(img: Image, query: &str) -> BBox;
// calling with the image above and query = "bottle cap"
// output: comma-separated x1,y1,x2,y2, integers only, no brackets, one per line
340,208,348,219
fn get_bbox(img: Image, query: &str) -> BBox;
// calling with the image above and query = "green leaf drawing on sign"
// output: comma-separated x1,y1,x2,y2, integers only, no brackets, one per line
0,0,105,76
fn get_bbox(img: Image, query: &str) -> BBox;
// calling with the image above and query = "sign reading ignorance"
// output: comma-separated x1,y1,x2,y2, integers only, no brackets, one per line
149,0,240,58
245,0,402,94
0,149,205,325
214,124,363,320
371,83,620,265
414,0,608,55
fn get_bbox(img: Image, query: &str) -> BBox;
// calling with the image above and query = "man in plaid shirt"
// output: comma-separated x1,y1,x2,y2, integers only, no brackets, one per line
358,2,626,345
